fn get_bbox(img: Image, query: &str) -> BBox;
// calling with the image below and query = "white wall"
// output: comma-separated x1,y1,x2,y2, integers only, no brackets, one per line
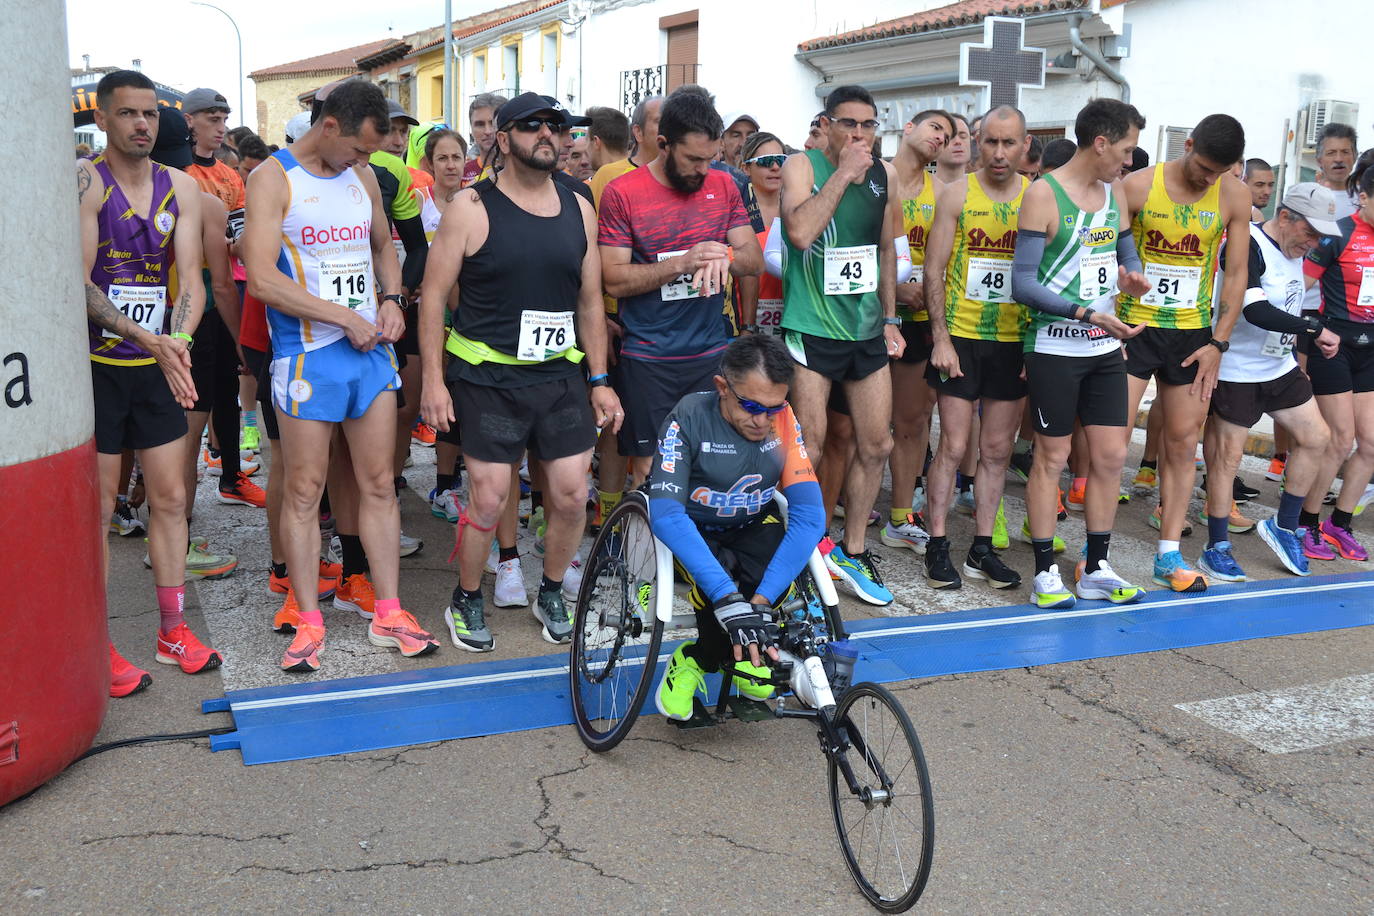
1121,0,1373,178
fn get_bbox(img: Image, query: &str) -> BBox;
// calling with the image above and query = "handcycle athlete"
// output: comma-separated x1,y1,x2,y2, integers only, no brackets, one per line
568,335,934,911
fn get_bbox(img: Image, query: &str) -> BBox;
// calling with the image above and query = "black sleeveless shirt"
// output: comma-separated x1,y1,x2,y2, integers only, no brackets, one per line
451,177,587,387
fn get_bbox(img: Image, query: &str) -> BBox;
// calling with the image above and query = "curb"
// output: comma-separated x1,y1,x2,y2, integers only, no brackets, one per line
1134,407,1274,460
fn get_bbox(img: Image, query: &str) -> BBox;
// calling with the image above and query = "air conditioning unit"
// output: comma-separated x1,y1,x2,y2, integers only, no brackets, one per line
1158,125,1191,163
1304,99,1359,149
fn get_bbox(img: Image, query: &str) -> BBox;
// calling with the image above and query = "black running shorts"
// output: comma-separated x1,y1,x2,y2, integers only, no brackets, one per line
1307,340,1374,396
450,373,597,465
895,320,934,365
1024,349,1128,437
613,353,720,458
91,360,188,455
1211,366,1313,428
1122,326,1213,386
925,336,1026,402
784,330,888,382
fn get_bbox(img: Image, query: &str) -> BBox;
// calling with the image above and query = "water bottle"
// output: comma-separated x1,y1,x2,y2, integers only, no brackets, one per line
822,639,859,694
778,649,836,710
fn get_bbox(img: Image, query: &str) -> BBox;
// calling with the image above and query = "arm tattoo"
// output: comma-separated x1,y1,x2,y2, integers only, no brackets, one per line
76,166,91,204
85,281,139,339
171,290,192,334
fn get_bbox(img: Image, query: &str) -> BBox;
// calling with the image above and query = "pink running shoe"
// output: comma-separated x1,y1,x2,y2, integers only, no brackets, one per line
1302,526,1338,561
1320,519,1368,561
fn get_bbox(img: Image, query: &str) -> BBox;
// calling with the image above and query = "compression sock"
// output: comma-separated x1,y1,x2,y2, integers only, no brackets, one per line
374,597,400,617
1086,531,1110,573
1278,491,1305,532
156,584,186,633
299,607,325,627
339,534,368,580
244,410,257,431
499,544,519,563
890,506,913,525
1032,539,1055,574
597,488,622,521
1299,509,1321,530
1206,513,1230,549
1073,476,1087,493
1331,508,1354,532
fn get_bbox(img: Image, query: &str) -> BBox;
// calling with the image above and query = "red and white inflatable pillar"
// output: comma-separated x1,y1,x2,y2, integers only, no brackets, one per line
0,0,108,805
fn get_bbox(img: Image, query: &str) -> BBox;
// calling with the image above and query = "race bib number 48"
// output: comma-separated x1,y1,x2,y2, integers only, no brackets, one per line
103,285,166,339
965,256,1012,302
516,309,576,361
319,257,371,309
1140,262,1202,309
824,245,877,295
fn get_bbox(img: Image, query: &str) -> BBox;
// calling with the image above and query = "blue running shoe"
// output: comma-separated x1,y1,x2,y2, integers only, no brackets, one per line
1199,541,1246,582
828,544,894,606
1152,550,1207,592
1257,518,1311,576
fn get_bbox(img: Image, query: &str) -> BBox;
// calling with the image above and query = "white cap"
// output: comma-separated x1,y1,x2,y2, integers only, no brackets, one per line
285,111,312,144
1282,182,1343,236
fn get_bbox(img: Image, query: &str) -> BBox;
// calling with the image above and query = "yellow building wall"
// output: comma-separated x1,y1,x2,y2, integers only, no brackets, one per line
412,48,460,125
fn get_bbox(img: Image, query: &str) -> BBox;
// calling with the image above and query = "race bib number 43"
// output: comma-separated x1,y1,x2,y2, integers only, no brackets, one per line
103,285,166,339
516,309,576,361
824,245,877,295
1140,262,1202,309
319,257,371,309
965,256,1012,302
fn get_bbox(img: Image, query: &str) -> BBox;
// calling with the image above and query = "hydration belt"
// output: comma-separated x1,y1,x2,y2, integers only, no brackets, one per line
444,329,584,365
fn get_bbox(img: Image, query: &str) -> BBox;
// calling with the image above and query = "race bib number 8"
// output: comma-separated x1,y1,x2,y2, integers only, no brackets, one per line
1140,262,1202,309
1078,251,1118,301
658,250,699,301
965,256,1012,302
756,299,784,335
103,285,167,339
516,309,576,361
824,245,877,295
319,257,371,309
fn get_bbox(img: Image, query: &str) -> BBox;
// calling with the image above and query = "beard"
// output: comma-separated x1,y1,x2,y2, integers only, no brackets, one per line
510,137,559,173
664,151,706,193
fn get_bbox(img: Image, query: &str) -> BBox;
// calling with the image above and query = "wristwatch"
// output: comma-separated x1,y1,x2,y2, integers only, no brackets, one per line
382,293,408,310
1079,307,1096,325
882,316,902,326
1207,337,1230,353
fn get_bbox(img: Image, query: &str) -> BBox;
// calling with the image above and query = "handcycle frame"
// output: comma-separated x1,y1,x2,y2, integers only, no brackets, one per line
569,490,935,911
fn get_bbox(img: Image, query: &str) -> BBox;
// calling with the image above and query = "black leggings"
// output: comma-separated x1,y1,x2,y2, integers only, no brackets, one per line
189,309,243,485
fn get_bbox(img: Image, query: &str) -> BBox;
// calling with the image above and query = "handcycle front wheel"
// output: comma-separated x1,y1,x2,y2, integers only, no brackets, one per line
827,681,935,912
569,492,665,752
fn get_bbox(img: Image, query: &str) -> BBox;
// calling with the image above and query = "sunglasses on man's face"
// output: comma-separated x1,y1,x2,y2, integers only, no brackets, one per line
724,377,788,416
745,154,787,168
508,116,567,134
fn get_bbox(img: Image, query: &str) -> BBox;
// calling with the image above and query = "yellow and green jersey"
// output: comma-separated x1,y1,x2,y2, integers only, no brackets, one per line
899,177,937,322
1117,164,1224,329
945,173,1028,342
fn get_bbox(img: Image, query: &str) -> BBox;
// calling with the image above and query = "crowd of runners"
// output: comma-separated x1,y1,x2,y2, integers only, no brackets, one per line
81,68,1374,697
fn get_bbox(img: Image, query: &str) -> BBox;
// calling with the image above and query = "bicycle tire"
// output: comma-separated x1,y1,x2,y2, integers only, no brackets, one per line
569,493,665,752
827,681,935,912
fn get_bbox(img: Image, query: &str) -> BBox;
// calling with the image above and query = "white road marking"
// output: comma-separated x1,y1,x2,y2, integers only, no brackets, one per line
1176,673,1374,753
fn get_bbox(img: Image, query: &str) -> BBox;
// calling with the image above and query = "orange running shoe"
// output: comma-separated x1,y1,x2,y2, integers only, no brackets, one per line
110,643,152,698
281,624,325,672
154,622,223,674
1265,455,1286,482
334,573,376,619
368,608,441,657
1056,488,1068,521
412,421,437,446
218,472,267,508
273,590,304,633
319,556,342,581
268,568,337,600
1067,480,1086,512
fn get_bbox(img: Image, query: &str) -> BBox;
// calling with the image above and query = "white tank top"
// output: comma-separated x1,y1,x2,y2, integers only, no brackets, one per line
1219,222,1305,383
420,185,442,240
266,148,376,355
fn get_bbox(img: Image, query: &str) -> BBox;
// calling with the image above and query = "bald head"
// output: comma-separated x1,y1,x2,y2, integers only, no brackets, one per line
983,105,1026,137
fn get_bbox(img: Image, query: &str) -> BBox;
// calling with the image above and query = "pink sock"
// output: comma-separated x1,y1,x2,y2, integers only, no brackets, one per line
1073,476,1087,491
156,585,185,634
299,608,325,627
374,598,401,617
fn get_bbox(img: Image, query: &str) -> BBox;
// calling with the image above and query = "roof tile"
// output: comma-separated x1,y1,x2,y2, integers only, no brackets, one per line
799,0,1086,52
249,38,394,80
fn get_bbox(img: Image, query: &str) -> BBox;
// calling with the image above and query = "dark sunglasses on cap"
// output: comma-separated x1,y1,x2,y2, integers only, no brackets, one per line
507,116,568,134
745,154,787,168
724,376,788,416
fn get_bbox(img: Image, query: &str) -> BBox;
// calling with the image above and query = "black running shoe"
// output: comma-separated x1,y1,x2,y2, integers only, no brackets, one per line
962,545,1022,589
1008,450,1033,483
924,538,962,589
1232,475,1260,503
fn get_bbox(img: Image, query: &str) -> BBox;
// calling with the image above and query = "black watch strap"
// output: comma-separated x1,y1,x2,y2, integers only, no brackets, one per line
1208,337,1229,353
382,293,408,310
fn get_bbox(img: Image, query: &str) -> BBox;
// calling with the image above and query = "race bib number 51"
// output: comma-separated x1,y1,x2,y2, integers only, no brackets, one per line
1140,262,1202,309
824,245,877,295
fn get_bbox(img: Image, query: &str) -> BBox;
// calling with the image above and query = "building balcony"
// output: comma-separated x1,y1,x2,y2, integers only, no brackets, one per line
619,65,699,112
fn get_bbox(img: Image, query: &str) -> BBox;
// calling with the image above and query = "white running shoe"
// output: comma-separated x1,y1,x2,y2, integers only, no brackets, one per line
1075,560,1145,604
399,530,423,558
562,552,583,601
1031,567,1075,609
493,556,528,607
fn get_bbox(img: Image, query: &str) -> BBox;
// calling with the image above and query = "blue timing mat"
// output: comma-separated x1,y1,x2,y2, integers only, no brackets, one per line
203,572,1374,765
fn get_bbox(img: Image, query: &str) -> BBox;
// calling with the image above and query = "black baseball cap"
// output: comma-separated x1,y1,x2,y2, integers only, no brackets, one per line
494,92,590,129
151,106,193,169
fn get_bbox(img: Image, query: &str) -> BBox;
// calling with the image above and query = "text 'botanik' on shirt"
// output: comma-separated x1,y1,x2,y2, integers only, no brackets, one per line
597,166,750,362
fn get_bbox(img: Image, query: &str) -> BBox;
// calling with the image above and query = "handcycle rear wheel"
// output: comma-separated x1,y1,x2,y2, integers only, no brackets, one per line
827,682,935,912
569,493,665,752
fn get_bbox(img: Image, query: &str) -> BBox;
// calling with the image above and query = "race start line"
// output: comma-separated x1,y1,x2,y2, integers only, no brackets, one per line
201,572,1374,765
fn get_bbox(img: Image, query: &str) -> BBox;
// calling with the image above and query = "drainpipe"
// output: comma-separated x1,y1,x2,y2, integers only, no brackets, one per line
1066,12,1129,103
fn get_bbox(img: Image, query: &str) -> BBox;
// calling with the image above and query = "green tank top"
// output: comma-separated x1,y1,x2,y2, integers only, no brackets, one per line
781,148,887,341
1023,174,1122,356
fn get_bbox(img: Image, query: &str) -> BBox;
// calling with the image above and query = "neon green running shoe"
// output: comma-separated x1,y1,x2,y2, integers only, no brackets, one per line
239,425,261,454
656,643,707,721
732,659,774,700
992,499,1009,550
1018,518,1065,553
